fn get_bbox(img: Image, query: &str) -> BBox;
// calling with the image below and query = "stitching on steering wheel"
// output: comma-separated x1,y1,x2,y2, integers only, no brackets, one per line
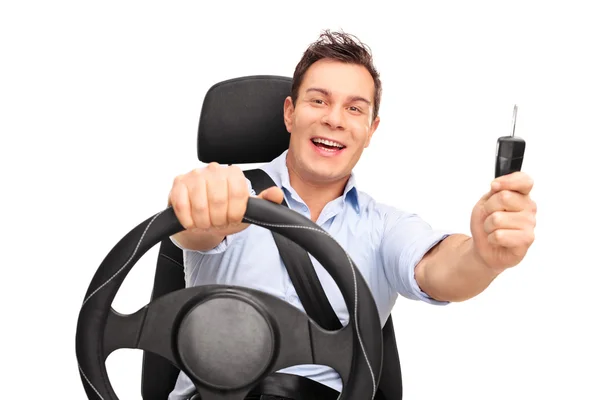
78,364,105,400
243,217,377,400
81,210,165,307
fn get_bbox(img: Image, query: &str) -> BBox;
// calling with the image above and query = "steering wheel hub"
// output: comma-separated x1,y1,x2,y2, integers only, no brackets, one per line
176,294,276,390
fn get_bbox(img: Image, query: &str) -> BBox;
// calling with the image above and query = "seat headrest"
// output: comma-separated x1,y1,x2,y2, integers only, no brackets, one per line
197,75,292,164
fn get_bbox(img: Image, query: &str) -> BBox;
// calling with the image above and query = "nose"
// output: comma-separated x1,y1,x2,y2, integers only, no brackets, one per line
321,105,345,130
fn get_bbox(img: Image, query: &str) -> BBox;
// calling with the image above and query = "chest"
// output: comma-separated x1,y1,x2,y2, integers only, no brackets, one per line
186,212,392,326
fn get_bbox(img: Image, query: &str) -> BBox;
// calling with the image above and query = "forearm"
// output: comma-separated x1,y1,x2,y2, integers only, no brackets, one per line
415,234,501,302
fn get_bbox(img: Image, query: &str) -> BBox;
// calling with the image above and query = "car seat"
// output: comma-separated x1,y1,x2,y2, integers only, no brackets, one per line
140,75,403,400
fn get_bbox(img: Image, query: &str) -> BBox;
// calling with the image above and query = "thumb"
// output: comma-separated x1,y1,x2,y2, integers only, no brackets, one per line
257,186,285,204
478,180,500,204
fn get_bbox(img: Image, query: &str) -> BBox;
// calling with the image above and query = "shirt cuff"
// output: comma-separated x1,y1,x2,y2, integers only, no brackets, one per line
169,235,229,255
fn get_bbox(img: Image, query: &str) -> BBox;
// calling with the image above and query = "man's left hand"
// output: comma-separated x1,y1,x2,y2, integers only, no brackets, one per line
470,171,537,273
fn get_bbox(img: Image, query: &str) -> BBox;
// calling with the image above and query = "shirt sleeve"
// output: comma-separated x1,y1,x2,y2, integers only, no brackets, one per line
379,206,454,305
169,177,255,255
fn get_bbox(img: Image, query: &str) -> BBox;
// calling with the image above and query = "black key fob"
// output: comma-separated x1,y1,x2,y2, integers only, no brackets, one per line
495,105,526,178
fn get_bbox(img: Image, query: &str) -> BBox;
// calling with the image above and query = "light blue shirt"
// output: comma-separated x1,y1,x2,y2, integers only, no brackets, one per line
168,150,452,399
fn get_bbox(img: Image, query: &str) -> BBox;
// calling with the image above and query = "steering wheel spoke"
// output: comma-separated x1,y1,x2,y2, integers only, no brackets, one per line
246,290,353,376
103,307,148,360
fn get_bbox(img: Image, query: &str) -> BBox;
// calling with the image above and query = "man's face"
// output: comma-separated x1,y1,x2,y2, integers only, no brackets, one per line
283,59,380,185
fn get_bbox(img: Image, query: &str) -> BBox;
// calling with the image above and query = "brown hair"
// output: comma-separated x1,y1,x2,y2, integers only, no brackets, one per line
291,30,382,122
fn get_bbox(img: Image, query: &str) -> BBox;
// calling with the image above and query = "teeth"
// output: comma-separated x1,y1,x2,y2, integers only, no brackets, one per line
312,138,344,148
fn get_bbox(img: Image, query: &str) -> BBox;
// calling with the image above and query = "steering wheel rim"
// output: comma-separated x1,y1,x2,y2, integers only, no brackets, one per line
75,197,383,400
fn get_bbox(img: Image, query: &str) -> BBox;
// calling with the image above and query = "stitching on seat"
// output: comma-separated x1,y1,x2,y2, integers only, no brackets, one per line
160,253,184,269
81,210,164,307
243,217,377,400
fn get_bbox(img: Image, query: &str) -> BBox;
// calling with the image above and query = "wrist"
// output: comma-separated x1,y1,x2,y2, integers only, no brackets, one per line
465,237,505,277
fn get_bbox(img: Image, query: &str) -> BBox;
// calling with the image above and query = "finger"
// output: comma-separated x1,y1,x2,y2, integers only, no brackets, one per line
491,171,534,196
188,173,211,230
483,210,536,234
205,163,229,229
257,186,284,204
488,228,535,248
227,167,249,225
170,176,194,229
484,190,531,214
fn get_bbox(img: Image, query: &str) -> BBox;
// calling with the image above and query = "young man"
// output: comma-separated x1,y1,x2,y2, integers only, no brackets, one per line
167,30,537,400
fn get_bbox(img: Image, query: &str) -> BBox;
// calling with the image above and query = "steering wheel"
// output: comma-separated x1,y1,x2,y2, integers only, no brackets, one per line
75,197,383,400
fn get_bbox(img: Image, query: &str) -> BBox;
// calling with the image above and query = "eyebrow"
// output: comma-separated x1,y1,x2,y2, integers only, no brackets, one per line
305,87,372,105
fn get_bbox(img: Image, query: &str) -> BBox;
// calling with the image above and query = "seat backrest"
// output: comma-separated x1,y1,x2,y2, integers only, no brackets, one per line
197,75,292,164
141,75,402,399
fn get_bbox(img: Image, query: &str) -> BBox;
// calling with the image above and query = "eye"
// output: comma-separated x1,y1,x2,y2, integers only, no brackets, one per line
348,106,362,113
312,99,325,104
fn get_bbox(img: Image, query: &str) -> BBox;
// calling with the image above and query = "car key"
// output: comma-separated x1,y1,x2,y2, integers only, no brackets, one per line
495,104,526,177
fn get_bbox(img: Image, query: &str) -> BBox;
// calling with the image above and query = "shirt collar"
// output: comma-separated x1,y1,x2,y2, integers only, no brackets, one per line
264,150,361,213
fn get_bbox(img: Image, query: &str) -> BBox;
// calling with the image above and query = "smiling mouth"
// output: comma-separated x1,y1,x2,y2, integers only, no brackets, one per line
311,137,346,152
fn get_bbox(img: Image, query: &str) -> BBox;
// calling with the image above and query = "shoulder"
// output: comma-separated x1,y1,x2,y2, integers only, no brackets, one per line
354,189,416,227
352,189,446,250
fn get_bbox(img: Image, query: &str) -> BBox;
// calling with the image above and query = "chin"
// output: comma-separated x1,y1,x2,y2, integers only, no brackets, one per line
289,141,353,181
304,163,349,183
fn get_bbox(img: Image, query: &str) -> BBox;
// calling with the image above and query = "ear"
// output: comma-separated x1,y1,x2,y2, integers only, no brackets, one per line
283,96,294,133
364,115,380,148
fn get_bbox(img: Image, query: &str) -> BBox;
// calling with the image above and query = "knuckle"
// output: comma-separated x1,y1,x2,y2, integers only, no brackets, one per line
206,162,221,172
209,191,228,206
170,193,187,210
529,231,536,245
173,174,185,185
490,230,502,243
526,175,534,187
192,167,205,177
191,212,210,230
211,216,227,229
483,219,493,234
500,190,512,204
171,197,184,210
528,213,537,227
229,180,249,199
191,201,208,217
530,200,538,213
196,218,211,230
523,230,535,247
229,166,247,184
490,212,503,227
182,219,195,230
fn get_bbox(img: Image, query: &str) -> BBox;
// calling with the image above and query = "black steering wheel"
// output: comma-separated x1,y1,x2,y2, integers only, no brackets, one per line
75,197,383,400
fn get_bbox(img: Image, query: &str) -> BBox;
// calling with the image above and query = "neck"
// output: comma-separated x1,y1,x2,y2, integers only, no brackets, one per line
286,156,349,222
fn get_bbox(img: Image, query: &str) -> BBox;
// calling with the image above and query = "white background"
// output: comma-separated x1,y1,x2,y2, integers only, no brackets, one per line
1,0,599,399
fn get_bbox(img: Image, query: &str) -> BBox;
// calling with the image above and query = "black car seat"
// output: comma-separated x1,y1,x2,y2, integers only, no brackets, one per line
141,75,403,400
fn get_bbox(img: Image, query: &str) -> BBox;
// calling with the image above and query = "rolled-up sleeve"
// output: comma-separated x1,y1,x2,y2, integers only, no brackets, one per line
380,207,453,305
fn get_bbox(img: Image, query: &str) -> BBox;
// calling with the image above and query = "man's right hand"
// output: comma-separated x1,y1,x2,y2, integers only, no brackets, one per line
168,163,284,251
